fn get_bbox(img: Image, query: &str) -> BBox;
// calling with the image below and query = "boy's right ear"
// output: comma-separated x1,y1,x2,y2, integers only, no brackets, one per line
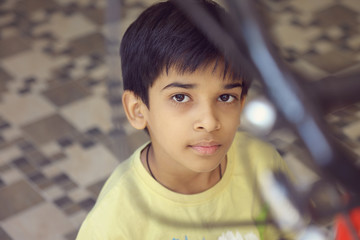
122,90,147,130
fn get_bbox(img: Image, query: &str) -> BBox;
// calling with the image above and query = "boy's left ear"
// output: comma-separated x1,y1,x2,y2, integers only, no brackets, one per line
122,90,147,130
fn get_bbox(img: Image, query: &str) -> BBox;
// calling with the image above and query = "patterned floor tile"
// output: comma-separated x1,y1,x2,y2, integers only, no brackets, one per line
302,49,358,73
1,126,23,143
15,0,58,13
12,155,38,176
101,129,140,161
343,121,360,141
67,210,87,232
52,0,77,7
1,167,24,186
342,0,360,12
34,13,96,42
325,26,344,40
290,59,329,80
54,195,82,215
67,188,91,203
1,48,57,80
315,4,359,29
86,178,106,197
59,144,118,187
0,35,32,59
290,0,336,13
272,23,321,53
40,141,62,157
0,9,14,25
21,113,77,145
64,229,78,240
66,32,105,58
78,197,96,212
60,95,113,132
0,145,21,165
0,226,12,240
0,180,44,221
42,185,64,201
313,39,335,54
126,130,150,153
347,34,360,51
81,5,105,25
2,203,73,240
42,79,91,107
0,67,12,93
52,173,78,192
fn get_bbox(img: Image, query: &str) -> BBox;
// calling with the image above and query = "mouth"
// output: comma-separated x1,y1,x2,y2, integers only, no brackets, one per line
189,142,221,155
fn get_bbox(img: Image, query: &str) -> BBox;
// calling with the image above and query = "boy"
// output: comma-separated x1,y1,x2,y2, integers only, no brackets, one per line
76,0,291,239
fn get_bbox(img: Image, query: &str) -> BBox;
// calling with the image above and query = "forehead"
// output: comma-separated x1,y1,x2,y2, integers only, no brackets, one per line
149,67,243,95
158,61,243,85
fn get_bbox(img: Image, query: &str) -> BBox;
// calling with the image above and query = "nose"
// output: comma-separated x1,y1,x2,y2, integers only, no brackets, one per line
193,104,221,132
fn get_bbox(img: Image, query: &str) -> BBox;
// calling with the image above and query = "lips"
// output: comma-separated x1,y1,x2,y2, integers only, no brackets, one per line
189,142,221,155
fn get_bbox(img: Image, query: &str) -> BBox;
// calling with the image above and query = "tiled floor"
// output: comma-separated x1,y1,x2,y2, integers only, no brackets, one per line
0,0,359,239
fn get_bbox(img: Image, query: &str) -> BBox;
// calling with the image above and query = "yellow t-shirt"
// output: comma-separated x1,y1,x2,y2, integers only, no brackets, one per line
76,132,290,240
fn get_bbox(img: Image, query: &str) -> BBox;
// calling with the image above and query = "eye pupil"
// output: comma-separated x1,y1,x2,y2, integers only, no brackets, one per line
174,94,185,102
220,95,229,101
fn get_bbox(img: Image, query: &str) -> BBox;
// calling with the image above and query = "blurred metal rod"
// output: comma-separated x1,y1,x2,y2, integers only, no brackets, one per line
224,0,360,194
173,0,360,194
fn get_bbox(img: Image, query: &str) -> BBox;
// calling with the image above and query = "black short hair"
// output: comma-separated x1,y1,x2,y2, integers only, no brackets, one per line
120,0,250,107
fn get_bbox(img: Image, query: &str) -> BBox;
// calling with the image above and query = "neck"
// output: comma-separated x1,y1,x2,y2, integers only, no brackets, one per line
141,144,225,194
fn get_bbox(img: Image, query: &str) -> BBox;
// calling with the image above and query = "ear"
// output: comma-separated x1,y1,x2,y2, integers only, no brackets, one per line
122,90,147,130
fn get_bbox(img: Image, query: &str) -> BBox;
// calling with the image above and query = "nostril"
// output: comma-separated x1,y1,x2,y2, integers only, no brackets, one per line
194,120,220,132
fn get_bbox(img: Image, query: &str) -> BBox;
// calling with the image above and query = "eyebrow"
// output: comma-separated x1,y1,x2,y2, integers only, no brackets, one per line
161,82,243,91
162,82,196,91
224,83,244,89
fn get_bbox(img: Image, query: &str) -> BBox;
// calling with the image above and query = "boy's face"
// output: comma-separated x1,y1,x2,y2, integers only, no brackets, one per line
143,63,246,175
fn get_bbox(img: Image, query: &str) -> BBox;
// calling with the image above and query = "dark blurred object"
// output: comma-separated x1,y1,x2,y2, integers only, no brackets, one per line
222,0,360,195
173,0,360,236
307,179,343,224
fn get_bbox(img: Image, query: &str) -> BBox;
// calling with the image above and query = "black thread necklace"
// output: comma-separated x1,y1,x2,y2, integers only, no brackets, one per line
146,143,157,180
145,143,223,181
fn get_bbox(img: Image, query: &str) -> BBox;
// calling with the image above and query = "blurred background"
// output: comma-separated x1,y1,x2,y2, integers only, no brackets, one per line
0,0,359,239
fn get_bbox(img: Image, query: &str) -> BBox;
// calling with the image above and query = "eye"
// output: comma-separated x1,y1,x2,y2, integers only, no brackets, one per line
172,94,190,103
218,94,236,103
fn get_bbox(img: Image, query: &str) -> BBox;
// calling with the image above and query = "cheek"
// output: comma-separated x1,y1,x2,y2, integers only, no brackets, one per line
149,112,184,136
221,108,242,125
228,117,241,129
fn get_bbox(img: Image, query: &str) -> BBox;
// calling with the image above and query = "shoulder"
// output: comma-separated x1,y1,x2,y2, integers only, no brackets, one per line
76,162,133,239
96,158,133,201
76,175,127,239
77,145,147,239
97,142,149,200
231,131,278,156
